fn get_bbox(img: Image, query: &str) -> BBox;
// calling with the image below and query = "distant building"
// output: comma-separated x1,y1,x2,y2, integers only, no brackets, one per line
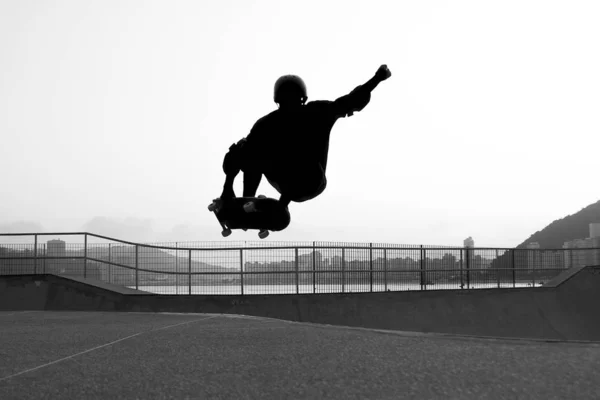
526,242,541,270
330,255,343,270
515,242,564,271
471,254,491,269
45,239,66,274
47,239,66,257
563,223,600,268
298,251,323,270
540,251,564,270
591,222,600,238
463,237,476,269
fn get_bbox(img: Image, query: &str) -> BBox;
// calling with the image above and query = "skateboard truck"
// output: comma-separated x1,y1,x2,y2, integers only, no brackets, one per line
258,229,269,239
243,195,269,238
243,195,267,213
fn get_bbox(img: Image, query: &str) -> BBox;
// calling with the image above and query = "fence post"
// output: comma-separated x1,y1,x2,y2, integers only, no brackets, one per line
369,243,373,292
495,249,500,288
135,245,139,290
532,249,537,287
295,248,299,294
188,249,192,295
43,244,46,274
83,234,88,278
341,248,346,293
312,242,316,294
511,249,516,288
465,247,470,289
569,248,573,269
32,234,38,274
459,249,464,289
240,249,244,295
420,245,425,290
383,248,388,292
108,243,112,284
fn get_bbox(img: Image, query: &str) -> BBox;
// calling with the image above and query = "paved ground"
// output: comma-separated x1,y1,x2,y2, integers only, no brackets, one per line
1,311,599,399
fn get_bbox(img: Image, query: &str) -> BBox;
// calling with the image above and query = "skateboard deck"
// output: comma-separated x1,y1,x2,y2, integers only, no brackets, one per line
208,196,291,239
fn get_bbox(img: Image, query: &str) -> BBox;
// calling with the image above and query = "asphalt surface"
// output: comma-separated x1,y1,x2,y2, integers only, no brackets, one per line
1,311,599,399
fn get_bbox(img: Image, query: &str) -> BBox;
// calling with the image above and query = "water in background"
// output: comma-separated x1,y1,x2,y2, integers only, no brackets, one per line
129,282,543,295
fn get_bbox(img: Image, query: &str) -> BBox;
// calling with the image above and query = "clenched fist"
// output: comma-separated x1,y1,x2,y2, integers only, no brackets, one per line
375,64,392,82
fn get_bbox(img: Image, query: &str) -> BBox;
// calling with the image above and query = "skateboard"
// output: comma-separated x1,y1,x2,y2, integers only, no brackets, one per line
208,196,291,239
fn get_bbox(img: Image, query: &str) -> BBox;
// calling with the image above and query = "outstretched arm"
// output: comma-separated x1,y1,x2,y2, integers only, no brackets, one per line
363,65,392,93
333,65,392,117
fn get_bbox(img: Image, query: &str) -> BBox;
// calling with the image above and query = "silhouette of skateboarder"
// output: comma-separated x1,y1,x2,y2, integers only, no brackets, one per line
217,64,392,220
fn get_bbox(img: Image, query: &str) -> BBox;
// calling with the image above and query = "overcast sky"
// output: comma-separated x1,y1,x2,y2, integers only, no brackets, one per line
1,0,598,247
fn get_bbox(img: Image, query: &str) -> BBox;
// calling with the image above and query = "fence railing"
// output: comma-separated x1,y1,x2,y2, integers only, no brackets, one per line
1,232,599,295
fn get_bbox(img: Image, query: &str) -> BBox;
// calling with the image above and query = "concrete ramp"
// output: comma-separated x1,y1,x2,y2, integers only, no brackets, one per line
1,267,600,341
0,274,151,312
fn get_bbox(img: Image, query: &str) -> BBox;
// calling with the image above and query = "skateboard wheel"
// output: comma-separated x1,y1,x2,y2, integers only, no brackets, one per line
257,195,267,199
221,228,232,237
208,202,218,212
243,201,257,213
258,229,269,239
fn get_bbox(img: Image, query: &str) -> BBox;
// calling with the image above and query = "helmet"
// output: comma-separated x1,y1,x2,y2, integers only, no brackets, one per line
274,75,307,105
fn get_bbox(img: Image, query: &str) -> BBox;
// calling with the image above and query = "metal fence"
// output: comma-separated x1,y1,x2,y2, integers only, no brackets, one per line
1,232,598,295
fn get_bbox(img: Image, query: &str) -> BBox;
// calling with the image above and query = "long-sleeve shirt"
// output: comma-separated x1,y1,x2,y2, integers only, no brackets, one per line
243,84,372,173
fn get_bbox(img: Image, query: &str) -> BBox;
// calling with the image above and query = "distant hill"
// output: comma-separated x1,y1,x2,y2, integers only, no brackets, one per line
516,200,600,249
68,245,233,273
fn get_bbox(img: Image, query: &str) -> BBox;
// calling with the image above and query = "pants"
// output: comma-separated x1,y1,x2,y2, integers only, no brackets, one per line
223,139,327,203
264,162,327,203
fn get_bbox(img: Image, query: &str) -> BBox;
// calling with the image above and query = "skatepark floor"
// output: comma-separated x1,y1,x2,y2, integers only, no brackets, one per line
1,311,599,400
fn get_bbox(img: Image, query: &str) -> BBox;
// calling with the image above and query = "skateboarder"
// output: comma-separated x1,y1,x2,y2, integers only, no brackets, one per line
219,64,392,210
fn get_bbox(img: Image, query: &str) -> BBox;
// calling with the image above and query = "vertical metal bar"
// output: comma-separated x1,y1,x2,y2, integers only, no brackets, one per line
188,249,192,295
495,249,500,288
312,242,316,294
383,248,388,292
420,245,425,290
175,243,178,295
135,245,139,290
295,248,299,294
341,248,346,293
33,234,38,274
532,249,537,287
240,249,244,296
43,244,46,274
83,234,88,278
465,246,471,289
459,249,464,289
369,243,373,292
424,247,428,290
511,249,516,288
108,243,112,284
570,247,573,269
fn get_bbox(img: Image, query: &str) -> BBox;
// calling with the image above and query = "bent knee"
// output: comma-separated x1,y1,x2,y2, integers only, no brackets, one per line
285,174,327,203
222,138,252,174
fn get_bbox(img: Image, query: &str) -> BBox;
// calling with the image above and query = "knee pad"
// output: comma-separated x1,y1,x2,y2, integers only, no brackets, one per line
222,138,247,175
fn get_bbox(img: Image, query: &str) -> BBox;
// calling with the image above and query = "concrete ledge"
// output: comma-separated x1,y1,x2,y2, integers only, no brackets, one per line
1,267,599,341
